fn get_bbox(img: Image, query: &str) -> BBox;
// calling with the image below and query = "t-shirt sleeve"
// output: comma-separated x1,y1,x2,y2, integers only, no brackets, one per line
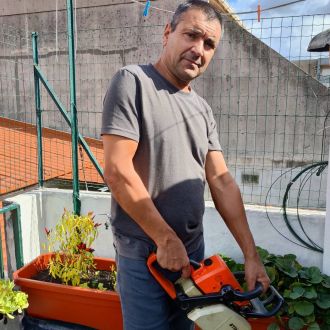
101,68,140,141
207,108,222,152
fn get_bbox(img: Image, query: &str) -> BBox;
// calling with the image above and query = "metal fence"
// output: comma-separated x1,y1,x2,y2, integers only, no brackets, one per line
0,25,36,196
0,8,329,211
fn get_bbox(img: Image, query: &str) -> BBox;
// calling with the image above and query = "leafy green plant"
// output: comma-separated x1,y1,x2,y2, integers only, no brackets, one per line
222,247,330,330
44,210,116,290
0,279,28,322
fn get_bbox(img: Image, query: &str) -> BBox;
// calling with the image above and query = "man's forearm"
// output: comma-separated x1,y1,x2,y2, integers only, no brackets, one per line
205,151,269,290
209,172,258,259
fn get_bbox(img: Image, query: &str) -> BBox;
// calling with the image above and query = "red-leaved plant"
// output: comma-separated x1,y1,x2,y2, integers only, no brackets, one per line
44,210,108,288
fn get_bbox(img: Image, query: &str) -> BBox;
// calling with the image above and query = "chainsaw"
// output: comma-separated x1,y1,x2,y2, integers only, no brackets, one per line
147,253,284,330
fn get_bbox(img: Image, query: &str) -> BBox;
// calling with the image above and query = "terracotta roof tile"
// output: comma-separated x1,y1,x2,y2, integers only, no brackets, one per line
0,117,104,196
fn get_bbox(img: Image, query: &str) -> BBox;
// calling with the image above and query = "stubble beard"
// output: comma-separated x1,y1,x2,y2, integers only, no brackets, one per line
174,60,201,84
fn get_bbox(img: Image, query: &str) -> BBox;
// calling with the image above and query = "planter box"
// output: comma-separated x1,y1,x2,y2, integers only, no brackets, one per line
13,253,123,330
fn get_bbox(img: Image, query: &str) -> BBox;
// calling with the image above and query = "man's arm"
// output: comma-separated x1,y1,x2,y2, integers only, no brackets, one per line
205,150,270,291
102,134,191,277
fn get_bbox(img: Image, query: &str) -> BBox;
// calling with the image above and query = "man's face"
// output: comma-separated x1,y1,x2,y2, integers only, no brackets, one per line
162,9,221,86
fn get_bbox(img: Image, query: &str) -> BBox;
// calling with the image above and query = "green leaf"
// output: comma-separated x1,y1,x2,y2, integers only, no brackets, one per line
322,276,330,289
293,301,314,316
299,269,310,279
79,283,89,288
256,246,270,262
288,317,305,330
284,254,297,262
316,293,330,309
304,314,315,324
304,287,318,299
307,323,320,330
97,283,107,291
308,267,323,284
300,267,323,284
287,302,295,315
0,279,28,319
284,289,292,299
266,266,277,283
267,323,280,330
275,258,298,278
289,286,305,300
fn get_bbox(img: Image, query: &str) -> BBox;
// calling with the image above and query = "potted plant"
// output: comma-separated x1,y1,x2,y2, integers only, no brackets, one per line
13,210,123,330
223,247,330,330
0,278,28,326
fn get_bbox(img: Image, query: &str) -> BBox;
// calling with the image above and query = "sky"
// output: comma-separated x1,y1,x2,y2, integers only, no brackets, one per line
226,0,330,18
225,0,330,60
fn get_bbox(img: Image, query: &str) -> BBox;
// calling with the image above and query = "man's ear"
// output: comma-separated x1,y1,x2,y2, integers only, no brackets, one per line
163,23,171,47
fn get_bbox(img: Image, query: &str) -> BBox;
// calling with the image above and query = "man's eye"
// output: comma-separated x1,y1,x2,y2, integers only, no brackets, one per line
187,33,197,39
205,41,215,49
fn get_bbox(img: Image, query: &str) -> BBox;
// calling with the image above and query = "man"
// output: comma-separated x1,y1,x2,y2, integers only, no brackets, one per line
102,1,270,329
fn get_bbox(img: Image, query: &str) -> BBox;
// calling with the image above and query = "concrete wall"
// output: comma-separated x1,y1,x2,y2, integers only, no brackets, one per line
0,1,329,208
6,188,326,271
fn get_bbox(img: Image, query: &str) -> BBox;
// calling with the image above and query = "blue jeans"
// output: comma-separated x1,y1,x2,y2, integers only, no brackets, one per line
115,244,204,330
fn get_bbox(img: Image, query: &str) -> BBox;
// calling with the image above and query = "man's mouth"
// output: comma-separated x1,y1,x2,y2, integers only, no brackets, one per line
184,58,202,68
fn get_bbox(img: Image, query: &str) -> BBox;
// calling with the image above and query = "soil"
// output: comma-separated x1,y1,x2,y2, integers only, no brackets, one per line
32,269,116,291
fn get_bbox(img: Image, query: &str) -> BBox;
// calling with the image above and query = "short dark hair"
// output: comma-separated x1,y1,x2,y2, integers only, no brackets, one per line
170,0,223,32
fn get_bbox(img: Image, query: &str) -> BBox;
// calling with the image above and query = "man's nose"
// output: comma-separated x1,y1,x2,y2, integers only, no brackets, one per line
191,40,204,57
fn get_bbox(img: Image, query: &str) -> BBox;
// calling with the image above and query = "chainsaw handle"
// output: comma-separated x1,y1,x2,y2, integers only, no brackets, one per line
222,271,264,301
189,259,201,270
245,286,284,318
229,272,284,318
229,282,264,300
147,253,177,299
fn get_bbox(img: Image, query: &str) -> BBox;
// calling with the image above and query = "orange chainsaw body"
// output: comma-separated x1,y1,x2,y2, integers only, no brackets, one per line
191,255,242,294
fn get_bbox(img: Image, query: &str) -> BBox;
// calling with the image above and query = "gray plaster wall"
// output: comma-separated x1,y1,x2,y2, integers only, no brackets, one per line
0,1,328,208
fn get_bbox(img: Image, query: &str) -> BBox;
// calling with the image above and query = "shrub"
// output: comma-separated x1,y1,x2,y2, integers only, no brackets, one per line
222,247,330,330
44,210,116,290
0,279,28,322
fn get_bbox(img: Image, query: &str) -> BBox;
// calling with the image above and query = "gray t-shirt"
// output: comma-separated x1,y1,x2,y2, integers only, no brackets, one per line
101,64,221,259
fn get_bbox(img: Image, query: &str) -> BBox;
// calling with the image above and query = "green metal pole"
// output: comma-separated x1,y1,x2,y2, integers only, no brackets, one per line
66,0,81,215
0,203,24,273
34,65,104,180
0,223,3,278
11,205,24,269
32,32,44,187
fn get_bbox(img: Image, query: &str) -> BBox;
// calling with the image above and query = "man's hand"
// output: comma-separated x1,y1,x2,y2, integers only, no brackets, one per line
156,233,191,278
244,254,270,292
